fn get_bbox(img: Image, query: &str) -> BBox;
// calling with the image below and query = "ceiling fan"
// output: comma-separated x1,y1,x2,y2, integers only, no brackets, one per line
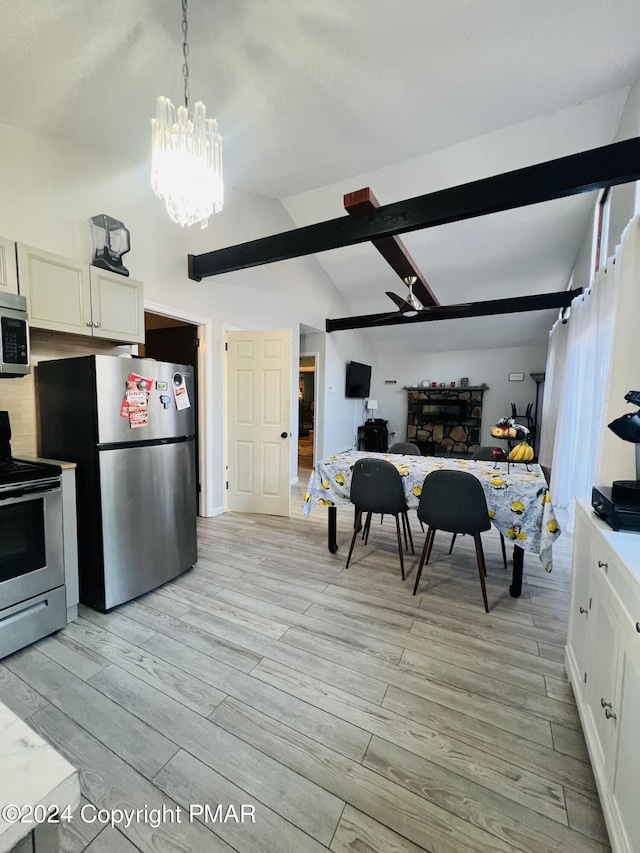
385,276,425,317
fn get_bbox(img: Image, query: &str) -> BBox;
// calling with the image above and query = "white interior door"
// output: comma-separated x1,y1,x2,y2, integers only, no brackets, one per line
226,329,292,515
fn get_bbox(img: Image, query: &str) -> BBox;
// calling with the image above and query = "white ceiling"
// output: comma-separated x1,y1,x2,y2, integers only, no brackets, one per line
2,1,640,351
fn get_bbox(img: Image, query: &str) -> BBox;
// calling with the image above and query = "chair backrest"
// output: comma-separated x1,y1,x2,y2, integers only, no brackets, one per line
388,442,421,455
350,458,408,514
472,446,501,461
417,470,491,534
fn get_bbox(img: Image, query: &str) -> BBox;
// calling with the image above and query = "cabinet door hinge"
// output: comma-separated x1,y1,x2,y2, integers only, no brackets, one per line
225,341,228,351
226,481,229,490
194,337,200,348
584,672,588,684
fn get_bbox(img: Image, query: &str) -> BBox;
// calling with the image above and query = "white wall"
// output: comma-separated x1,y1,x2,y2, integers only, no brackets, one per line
0,121,373,513
371,343,548,447
607,75,640,258
569,74,640,291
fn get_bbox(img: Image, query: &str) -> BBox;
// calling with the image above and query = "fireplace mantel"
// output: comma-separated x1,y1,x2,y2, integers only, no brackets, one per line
405,387,487,456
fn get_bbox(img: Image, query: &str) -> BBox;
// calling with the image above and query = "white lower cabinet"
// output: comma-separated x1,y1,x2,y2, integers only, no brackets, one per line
566,499,640,853
16,244,144,344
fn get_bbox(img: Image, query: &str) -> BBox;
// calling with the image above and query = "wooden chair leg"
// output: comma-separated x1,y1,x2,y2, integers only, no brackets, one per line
363,511,373,543
449,532,457,554
346,509,362,568
400,511,409,550
413,526,435,594
394,514,405,580
403,512,414,554
473,533,490,613
500,533,507,570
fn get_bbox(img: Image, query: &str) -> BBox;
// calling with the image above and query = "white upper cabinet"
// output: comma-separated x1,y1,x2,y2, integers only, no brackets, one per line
17,244,91,334
16,244,144,344
89,268,144,344
0,236,19,295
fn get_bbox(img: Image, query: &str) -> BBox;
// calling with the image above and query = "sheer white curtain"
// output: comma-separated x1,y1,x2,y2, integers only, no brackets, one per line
549,248,620,529
539,318,569,469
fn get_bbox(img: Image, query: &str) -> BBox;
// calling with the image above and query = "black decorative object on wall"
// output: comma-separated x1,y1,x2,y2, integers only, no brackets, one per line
608,390,640,501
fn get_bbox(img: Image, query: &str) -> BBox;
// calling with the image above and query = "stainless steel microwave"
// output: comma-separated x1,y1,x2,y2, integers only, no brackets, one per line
0,291,30,376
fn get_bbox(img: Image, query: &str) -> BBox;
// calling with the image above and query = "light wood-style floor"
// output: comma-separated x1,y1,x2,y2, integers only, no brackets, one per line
0,465,611,853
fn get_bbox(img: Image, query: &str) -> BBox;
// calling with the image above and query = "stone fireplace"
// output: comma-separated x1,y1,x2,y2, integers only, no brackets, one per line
405,387,486,456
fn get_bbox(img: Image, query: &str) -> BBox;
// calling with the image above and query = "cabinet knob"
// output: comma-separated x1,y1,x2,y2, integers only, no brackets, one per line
93,322,100,328
601,698,612,709
605,708,617,721
579,606,588,615
86,321,93,327
597,560,608,570
636,622,640,633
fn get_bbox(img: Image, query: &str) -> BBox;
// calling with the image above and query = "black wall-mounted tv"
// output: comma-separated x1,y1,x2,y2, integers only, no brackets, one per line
346,361,372,398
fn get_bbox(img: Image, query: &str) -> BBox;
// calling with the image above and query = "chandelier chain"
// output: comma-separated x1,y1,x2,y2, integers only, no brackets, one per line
182,0,190,109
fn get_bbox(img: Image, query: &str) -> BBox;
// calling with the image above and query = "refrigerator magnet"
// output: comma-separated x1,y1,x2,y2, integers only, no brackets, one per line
172,372,191,410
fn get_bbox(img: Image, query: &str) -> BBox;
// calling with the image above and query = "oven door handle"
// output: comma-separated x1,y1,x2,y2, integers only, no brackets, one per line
0,480,61,501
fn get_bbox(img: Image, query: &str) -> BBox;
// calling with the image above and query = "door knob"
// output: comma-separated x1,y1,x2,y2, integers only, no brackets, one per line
281,432,289,439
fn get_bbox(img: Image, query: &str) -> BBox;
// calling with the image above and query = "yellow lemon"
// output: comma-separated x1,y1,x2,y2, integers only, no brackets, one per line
303,493,311,502
547,519,558,533
488,509,495,518
516,531,527,540
544,493,551,504
412,485,422,496
507,526,517,539
321,479,330,489
318,498,334,506
335,473,345,485
491,478,507,488
511,501,525,514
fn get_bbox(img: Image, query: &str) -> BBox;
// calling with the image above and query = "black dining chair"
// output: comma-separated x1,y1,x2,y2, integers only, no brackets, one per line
346,458,413,579
388,441,421,455
413,470,491,612
448,446,508,570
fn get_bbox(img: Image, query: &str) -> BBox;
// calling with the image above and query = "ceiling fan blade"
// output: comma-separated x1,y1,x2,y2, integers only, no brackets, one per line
386,291,413,312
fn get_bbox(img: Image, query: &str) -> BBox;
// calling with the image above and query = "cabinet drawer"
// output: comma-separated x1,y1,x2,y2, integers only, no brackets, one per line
595,542,640,635
0,586,66,660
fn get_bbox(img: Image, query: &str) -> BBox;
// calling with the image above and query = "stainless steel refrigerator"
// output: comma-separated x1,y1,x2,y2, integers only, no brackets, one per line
37,354,197,611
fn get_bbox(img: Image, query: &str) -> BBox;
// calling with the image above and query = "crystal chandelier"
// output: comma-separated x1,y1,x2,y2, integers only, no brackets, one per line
151,0,223,229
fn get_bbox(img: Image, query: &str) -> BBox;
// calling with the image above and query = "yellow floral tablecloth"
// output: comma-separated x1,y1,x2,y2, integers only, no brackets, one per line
303,451,560,572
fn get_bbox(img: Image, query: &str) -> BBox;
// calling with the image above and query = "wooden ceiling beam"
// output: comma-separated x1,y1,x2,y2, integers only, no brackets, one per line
325,289,581,332
188,138,640,280
343,187,438,306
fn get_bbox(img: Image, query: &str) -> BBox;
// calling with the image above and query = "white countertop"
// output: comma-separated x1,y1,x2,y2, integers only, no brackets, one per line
0,702,80,853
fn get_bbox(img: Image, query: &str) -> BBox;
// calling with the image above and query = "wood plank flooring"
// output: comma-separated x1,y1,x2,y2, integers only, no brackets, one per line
0,465,611,853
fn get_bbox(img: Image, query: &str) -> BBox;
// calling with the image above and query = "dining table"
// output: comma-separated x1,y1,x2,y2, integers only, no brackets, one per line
303,450,561,598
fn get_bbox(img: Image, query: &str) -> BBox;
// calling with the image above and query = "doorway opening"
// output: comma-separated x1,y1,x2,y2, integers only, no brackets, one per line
141,311,201,510
298,355,316,469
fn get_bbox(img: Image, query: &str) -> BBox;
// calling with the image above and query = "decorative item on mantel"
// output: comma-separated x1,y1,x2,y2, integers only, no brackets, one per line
89,214,131,276
151,0,223,228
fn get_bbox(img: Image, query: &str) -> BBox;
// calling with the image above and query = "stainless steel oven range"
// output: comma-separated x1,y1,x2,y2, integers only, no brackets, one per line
0,412,65,659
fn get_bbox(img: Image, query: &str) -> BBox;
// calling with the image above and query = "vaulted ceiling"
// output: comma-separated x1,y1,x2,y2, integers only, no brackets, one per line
2,1,640,351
